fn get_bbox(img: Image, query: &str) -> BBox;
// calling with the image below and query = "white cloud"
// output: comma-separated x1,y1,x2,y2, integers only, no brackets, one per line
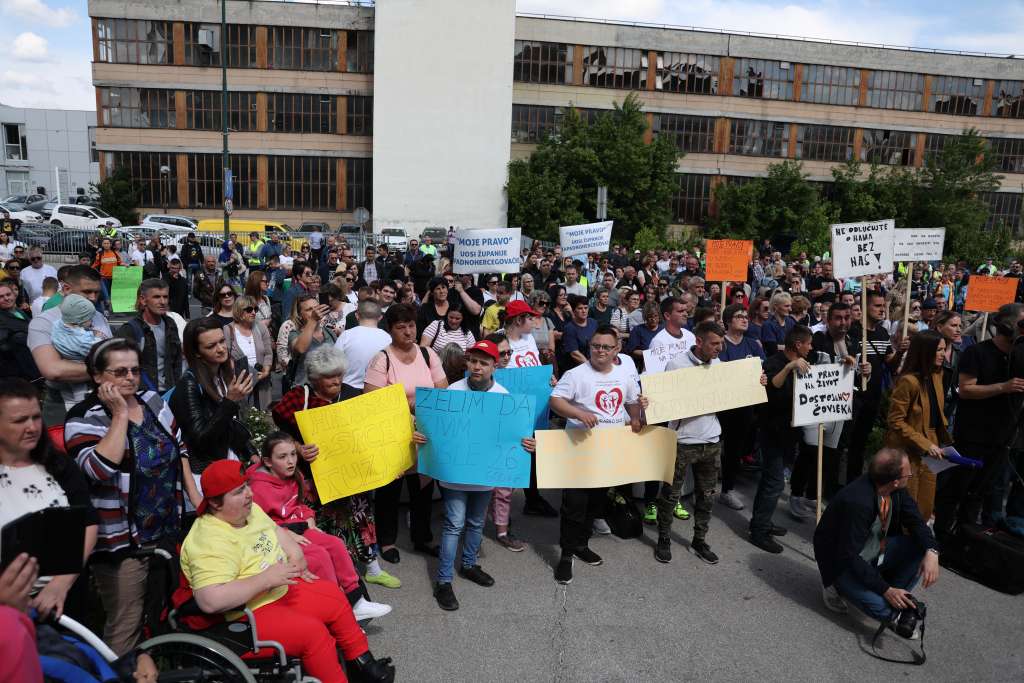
0,0,77,27
12,31,49,61
0,48,92,109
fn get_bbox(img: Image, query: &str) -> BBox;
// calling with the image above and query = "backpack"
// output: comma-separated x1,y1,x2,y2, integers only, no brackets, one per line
383,346,431,375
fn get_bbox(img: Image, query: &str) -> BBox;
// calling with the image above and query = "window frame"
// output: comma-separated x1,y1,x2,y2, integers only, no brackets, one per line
728,119,790,158
96,18,174,65
656,52,720,94
99,87,176,129
929,75,984,117
866,70,924,111
268,26,339,72
992,80,1024,119
268,93,337,134
513,40,573,85
732,58,794,100
860,129,917,166
671,173,713,224
581,45,647,90
800,64,862,106
795,124,855,162
268,155,337,211
653,114,715,153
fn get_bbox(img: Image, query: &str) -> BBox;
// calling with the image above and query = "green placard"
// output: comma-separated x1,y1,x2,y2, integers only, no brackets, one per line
110,266,143,313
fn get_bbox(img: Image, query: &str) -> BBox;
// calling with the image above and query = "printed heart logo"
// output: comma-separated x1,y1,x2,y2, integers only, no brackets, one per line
516,351,540,367
838,392,851,402
595,388,623,416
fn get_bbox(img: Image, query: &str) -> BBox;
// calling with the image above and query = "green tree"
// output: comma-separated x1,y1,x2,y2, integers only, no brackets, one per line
506,93,678,243
89,167,141,226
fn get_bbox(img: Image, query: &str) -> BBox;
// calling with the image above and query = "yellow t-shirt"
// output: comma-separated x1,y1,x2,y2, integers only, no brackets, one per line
481,304,505,335
180,505,288,616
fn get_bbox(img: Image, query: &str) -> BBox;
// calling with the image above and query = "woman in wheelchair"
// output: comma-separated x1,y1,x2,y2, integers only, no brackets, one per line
247,432,392,623
180,459,395,683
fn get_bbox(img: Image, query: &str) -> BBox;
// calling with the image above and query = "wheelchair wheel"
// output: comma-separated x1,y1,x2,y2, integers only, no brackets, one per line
139,632,258,682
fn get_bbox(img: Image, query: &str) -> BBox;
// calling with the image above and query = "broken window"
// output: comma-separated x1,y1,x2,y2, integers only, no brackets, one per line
2,123,27,160
99,87,176,128
860,129,917,165
581,46,646,90
729,119,789,157
96,18,173,65
929,76,984,116
733,58,793,100
345,31,374,73
656,52,719,94
986,137,1024,173
992,80,1024,119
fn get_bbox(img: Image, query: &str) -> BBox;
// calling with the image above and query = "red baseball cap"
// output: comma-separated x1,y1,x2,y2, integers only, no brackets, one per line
505,300,540,318
466,340,500,362
197,459,247,515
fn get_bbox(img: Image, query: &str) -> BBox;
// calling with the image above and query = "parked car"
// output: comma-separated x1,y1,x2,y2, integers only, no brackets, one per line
380,227,408,253
49,204,122,230
9,222,50,249
300,221,331,233
420,226,448,244
338,223,362,237
35,200,58,219
142,214,200,231
1,194,46,211
0,203,43,223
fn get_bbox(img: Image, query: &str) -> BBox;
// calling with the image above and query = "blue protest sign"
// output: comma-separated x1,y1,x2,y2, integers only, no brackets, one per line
415,388,536,488
494,364,553,430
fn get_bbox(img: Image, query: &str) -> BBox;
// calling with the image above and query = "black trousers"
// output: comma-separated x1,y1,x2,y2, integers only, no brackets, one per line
934,440,1009,535
559,487,607,553
525,452,542,501
720,405,757,492
374,474,435,547
791,441,836,500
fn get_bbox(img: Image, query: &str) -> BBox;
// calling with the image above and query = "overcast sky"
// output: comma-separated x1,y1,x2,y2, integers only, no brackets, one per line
1,0,1020,111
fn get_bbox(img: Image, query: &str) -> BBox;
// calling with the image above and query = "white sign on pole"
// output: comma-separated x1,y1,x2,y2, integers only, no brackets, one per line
792,363,855,428
830,219,895,279
452,228,521,274
894,227,945,262
559,220,613,257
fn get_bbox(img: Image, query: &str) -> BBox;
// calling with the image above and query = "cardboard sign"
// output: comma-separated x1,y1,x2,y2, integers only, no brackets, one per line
642,357,767,424
559,220,613,257
965,276,1018,313
535,426,677,488
452,228,521,274
295,384,415,503
893,228,945,262
641,333,692,375
792,363,855,428
110,266,143,313
830,219,895,279
414,388,535,488
494,365,553,430
705,239,752,282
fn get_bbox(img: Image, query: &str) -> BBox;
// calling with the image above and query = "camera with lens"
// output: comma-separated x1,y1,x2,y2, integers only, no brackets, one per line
890,594,926,639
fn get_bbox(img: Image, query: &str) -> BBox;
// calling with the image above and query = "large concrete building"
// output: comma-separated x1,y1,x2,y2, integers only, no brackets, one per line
0,104,100,200
87,0,1024,234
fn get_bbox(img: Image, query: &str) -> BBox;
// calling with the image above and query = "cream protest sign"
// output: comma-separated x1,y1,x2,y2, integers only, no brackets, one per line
641,357,766,424
295,383,415,503
536,426,678,489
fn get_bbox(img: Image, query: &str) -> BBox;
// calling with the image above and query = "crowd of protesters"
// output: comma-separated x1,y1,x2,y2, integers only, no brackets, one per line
2,224,1024,679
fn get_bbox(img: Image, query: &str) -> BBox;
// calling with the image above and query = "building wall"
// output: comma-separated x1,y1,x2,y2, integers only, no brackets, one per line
371,0,515,235
0,105,99,199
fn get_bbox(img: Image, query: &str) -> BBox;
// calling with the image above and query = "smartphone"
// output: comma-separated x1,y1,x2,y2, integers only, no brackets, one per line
233,356,250,380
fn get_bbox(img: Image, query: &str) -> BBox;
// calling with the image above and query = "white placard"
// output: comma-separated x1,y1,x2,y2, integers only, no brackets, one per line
642,338,689,375
894,227,945,262
559,220,613,257
792,363,855,428
830,219,895,279
452,228,521,274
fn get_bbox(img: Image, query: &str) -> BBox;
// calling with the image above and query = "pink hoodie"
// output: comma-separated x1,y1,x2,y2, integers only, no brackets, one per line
246,463,315,524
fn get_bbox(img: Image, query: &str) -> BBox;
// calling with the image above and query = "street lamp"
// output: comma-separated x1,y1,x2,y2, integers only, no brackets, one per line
221,0,231,241
159,165,170,215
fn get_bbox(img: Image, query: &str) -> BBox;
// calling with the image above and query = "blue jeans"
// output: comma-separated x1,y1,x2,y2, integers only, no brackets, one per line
436,487,492,584
834,536,923,622
750,439,790,537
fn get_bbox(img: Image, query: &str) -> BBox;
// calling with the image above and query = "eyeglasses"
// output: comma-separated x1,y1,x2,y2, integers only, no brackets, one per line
220,291,235,298
30,256,42,262
733,313,749,319
243,306,256,313
105,366,141,378
590,343,616,352
498,350,512,358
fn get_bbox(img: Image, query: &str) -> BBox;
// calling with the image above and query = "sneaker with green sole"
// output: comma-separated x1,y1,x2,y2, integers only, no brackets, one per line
364,570,402,589
673,502,691,520
643,503,657,524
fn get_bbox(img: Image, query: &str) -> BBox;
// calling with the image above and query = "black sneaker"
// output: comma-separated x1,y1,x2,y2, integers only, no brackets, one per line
750,534,784,554
523,497,559,517
433,582,459,611
414,543,441,558
379,547,400,564
572,546,603,566
654,537,672,564
458,564,495,587
689,540,719,565
554,556,573,584
769,524,789,537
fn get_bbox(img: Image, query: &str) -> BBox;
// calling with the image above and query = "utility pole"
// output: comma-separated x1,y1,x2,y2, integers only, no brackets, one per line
221,0,231,241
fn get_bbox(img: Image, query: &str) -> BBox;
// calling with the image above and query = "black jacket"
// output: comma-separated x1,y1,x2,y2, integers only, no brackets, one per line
115,315,183,393
0,309,41,382
357,257,388,286
813,474,936,594
167,370,255,472
181,241,204,268
163,273,189,318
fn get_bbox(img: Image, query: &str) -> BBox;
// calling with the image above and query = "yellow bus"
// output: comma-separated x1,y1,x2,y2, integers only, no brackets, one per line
196,219,304,249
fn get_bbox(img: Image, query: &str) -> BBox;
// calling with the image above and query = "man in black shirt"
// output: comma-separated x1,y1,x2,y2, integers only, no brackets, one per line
751,324,815,553
934,303,1024,538
808,261,841,303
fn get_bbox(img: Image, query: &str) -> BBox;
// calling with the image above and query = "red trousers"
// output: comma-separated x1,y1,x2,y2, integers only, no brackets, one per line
302,528,359,595
248,579,368,683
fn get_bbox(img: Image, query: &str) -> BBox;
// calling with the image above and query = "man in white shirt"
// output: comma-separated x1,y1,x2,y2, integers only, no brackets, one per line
336,300,391,389
562,265,587,297
549,324,646,585
653,321,766,566
645,297,696,373
19,246,57,300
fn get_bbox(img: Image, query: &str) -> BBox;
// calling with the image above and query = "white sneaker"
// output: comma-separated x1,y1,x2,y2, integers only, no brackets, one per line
718,490,745,510
822,585,848,614
592,518,612,535
352,596,393,622
789,496,814,521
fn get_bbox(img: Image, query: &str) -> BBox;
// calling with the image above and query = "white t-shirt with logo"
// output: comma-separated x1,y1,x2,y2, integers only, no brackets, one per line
552,361,640,429
508,333,541,368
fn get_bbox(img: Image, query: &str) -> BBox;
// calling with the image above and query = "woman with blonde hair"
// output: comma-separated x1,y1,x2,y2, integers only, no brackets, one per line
223,294,273,408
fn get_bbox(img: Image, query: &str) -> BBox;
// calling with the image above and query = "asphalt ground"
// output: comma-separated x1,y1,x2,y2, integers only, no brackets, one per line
362,475,1021,683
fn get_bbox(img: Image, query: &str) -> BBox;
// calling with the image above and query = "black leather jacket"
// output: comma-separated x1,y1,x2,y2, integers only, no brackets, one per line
0,309,40,382
168,369,255,473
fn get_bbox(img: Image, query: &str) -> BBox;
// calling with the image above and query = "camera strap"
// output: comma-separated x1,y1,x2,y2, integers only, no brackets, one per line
869,617,926,665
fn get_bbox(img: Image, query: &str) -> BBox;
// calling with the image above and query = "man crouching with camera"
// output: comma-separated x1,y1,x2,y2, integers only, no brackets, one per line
814,447,939,640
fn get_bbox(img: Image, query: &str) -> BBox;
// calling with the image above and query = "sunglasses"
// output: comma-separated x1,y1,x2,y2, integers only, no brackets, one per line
105,366,141,378
243,306,256,313
30,256,42,262
499,350,512,357
6,264,20,270
345,277,354,283
220,291,235,298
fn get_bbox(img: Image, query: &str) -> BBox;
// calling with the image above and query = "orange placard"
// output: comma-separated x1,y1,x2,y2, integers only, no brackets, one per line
705,239,752,283
965,276,1018,313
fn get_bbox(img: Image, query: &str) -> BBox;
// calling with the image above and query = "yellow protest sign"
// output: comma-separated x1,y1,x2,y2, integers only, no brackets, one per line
295,383,415,503
642,356,766,424
536,426,678,488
